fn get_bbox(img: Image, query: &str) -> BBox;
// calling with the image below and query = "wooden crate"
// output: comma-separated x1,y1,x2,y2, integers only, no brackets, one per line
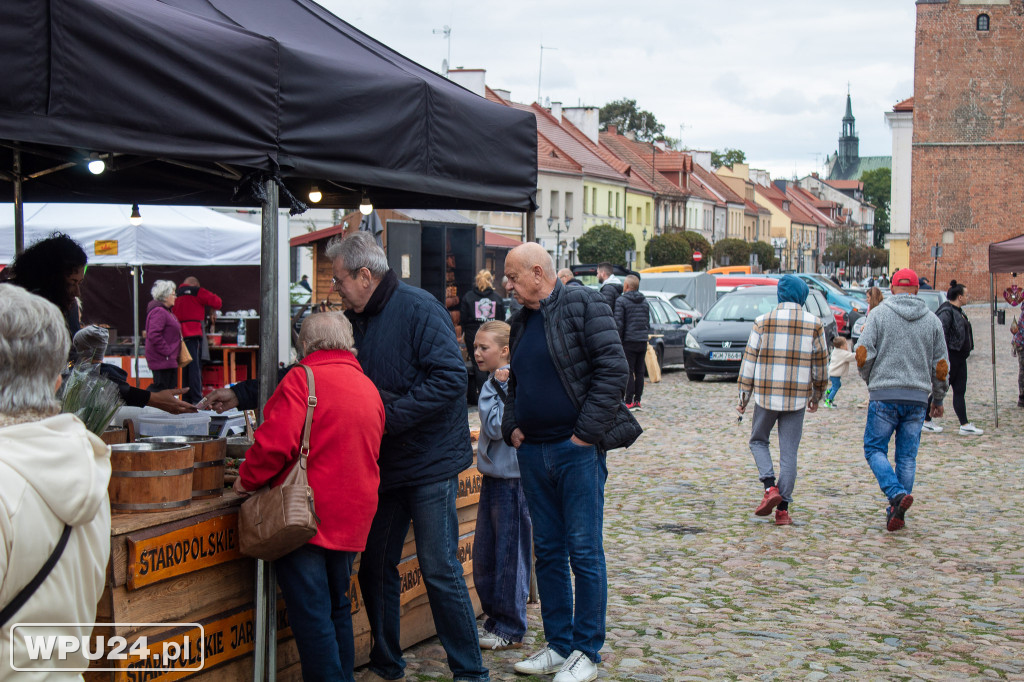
88,464,482,680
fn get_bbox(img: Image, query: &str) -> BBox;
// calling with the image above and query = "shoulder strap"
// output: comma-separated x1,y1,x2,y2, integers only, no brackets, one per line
0,524,72,626
300,365,316,459
489,377,508,402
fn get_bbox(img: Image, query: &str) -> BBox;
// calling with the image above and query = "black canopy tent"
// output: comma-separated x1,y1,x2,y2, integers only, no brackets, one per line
987,234,1024,428
0,1,537,678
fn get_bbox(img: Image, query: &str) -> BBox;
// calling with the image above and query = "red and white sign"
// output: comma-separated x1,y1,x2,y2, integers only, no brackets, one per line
693,251,703,262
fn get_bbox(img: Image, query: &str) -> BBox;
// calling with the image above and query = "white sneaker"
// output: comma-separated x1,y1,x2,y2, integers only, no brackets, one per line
959,422,984,435
479,633,522,650
553,650,598,682
921,422,943,433
514,647,567,675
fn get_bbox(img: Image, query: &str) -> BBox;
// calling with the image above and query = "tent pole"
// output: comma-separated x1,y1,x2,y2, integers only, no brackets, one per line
133,267,140,387
526,211,535,242
991,273,998,428
13,147,24,256
254,180,280,682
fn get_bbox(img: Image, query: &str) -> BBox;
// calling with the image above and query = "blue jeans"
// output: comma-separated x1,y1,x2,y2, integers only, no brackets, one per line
473,476,532,641
358,476,488,681
517,439,607,663
825,376,842,402
863,401,927,503
275,544,357,682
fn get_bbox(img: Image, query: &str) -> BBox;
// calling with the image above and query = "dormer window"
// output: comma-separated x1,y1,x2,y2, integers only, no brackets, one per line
977,14,990,31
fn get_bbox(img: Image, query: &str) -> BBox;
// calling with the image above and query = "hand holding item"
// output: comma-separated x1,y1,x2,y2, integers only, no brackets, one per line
493,368,509,383
930,403,944,419
203,387,239,413
148,388,198,414
806,400,818,414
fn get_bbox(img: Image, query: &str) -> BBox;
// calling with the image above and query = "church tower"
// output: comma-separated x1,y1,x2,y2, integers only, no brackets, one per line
838,93,859,171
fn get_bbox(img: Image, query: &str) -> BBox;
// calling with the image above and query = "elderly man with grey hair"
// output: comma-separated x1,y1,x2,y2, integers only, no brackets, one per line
0,285,112,673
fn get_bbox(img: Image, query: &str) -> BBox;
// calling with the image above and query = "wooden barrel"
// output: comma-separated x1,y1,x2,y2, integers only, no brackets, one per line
100,427,128,446
109,444,194,513
140,436,227,499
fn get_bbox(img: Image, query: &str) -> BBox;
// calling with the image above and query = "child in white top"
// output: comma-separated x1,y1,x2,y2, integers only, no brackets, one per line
823,336,857,408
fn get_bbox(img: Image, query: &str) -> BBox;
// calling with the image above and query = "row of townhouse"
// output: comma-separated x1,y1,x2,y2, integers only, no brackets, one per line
450,69,872,272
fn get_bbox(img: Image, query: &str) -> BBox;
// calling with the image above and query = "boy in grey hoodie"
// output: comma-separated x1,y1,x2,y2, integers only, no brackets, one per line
855,268,949,532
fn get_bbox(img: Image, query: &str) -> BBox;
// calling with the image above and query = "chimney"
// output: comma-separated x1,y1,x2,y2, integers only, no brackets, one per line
607,124,618,135
493,88,511,101
550,101,562,121
563,107,601,144
446,68,486,98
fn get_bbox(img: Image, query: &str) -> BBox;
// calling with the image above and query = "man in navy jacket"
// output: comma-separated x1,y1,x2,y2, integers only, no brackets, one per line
328,232,486,682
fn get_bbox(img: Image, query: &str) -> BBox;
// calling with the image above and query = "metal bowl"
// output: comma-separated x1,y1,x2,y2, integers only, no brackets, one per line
110,443,192,453
226,437,252,459
138,435,226,445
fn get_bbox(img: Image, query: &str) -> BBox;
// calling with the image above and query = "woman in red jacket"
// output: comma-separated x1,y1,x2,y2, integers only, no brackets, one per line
235,312,384,682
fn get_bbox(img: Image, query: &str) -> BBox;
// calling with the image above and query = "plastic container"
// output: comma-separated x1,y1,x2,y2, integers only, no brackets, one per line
137,411,211,437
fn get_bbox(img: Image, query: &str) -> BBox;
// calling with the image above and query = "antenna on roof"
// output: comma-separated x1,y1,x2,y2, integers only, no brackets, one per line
433,25,451,76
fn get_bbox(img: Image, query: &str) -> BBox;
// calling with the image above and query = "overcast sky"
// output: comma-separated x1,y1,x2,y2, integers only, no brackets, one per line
316,0,917,180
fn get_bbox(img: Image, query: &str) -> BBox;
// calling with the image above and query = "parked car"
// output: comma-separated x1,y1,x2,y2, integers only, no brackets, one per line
714,275,779,300
850,289,946,342
794,273,868,336
645,296,687,369
642,290,701,327
683,285,836,382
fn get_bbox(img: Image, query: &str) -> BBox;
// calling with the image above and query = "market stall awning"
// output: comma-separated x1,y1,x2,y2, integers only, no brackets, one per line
989,233,1024,273
0,0,537,212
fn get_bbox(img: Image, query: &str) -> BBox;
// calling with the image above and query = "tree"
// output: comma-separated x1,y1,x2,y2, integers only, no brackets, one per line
577,223,635,266
599,98,666,143
712,238,751,267
749,240,779,271
644,232,692,267
684,232,712,271
711,148,747,169
860,167,891,248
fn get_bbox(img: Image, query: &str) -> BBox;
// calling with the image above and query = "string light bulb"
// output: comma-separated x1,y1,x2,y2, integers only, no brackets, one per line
129,204,143,226
359,192,373,215
308,186,322,203
87,154,105,175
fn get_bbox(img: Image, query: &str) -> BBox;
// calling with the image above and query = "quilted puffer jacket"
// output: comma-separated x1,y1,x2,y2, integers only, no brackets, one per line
614,290,651,343
502,280,642,452
346,272,473,490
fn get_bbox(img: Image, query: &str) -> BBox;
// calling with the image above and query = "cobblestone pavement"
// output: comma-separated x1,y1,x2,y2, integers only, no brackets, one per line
363,307,1024,681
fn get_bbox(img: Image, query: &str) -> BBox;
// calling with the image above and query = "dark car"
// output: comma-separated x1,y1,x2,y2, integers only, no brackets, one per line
850,289,946,342
646,295,686,369
683,285,836,382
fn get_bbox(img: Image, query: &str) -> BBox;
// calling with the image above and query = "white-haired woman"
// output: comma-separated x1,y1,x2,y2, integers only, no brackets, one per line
0,285,112,673
144,279,182,392
234,312,384,682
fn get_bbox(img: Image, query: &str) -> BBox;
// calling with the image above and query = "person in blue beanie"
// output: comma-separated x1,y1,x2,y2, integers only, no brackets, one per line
737,275,830,526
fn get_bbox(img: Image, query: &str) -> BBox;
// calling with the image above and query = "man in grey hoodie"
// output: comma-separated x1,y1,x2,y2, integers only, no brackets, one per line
855,268,949,532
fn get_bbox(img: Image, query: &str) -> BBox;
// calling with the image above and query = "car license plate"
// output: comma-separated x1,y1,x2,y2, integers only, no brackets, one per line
710,351,743,361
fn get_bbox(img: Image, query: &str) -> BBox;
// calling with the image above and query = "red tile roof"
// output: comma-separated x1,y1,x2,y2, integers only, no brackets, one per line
893,97,914,112
823,179,863,191
755,183,819,226
485,87,582,175
509,102,626,183
598,131,688,198
690,164,746,206
485,231,523,248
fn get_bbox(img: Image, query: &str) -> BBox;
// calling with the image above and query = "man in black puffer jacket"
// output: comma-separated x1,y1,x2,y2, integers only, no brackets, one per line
501,243,641,681
615,275,651,409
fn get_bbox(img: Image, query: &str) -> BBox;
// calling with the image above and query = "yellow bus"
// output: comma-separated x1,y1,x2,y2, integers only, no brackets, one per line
639,264,693,274
706,265,751,275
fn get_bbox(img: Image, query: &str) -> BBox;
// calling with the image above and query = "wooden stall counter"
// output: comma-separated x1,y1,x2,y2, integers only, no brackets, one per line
88,464,483,681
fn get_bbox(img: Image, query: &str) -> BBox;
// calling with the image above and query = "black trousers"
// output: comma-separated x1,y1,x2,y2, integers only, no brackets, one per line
149,368,179,393
183,336,204,403
623,341,648,404
926,353,969,425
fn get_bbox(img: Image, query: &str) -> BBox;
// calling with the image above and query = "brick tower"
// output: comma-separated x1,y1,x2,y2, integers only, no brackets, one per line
911,0,1024,296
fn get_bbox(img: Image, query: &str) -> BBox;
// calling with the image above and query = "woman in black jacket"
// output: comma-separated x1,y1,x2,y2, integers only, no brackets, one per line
935,280,981,435
614,275,651,410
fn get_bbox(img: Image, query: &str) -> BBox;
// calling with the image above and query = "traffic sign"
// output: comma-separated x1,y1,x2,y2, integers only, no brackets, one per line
693,251,703,262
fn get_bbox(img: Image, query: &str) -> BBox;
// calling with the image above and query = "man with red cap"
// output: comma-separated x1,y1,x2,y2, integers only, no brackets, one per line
855,268,949,531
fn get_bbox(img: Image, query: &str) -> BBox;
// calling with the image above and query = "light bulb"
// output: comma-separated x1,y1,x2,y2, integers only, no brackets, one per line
88,158,106,175
308,186,322,203
359,193,373,215
129,204,142,226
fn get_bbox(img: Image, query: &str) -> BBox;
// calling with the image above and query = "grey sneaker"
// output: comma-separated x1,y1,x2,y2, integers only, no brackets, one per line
553,650,598,682
479,633,522,650
921,422,943,433
514,647,566,675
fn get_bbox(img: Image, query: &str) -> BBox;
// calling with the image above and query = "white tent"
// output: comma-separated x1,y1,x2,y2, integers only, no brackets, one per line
0,203,261,265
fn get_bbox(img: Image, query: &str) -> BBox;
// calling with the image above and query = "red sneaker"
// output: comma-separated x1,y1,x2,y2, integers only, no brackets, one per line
755,486,783,516
774,509,792,526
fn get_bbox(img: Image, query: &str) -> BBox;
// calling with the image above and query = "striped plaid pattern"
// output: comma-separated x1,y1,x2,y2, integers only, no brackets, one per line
738,302,830,412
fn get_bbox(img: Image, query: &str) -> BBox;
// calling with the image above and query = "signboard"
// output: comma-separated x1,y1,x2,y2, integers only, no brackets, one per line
931,245,943,259
692,251,702,262
95,240,119,256
399,533,474,606
126,512,242,590
455,467,481,508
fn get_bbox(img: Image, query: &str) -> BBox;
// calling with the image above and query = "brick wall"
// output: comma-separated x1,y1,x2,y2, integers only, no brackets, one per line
911,0,1024,297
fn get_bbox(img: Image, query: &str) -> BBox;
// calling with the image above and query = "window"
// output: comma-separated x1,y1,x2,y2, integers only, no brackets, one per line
615,193,621,217
592,188,597,213
627,206,633,223
550,190,559,220
977,13,989,31
583,189,588,214
608,191,612,215
565,192,573,221
645,202,651,225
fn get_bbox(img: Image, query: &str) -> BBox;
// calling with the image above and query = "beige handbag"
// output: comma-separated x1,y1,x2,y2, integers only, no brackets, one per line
644,343,662,383
177,338,193,368
239,365,321,561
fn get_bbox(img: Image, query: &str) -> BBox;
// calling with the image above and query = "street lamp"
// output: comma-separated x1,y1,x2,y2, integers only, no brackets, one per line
547,215,562,268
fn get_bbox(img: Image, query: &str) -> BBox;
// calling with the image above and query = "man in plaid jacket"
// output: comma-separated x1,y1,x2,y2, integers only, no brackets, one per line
737,275,830,525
